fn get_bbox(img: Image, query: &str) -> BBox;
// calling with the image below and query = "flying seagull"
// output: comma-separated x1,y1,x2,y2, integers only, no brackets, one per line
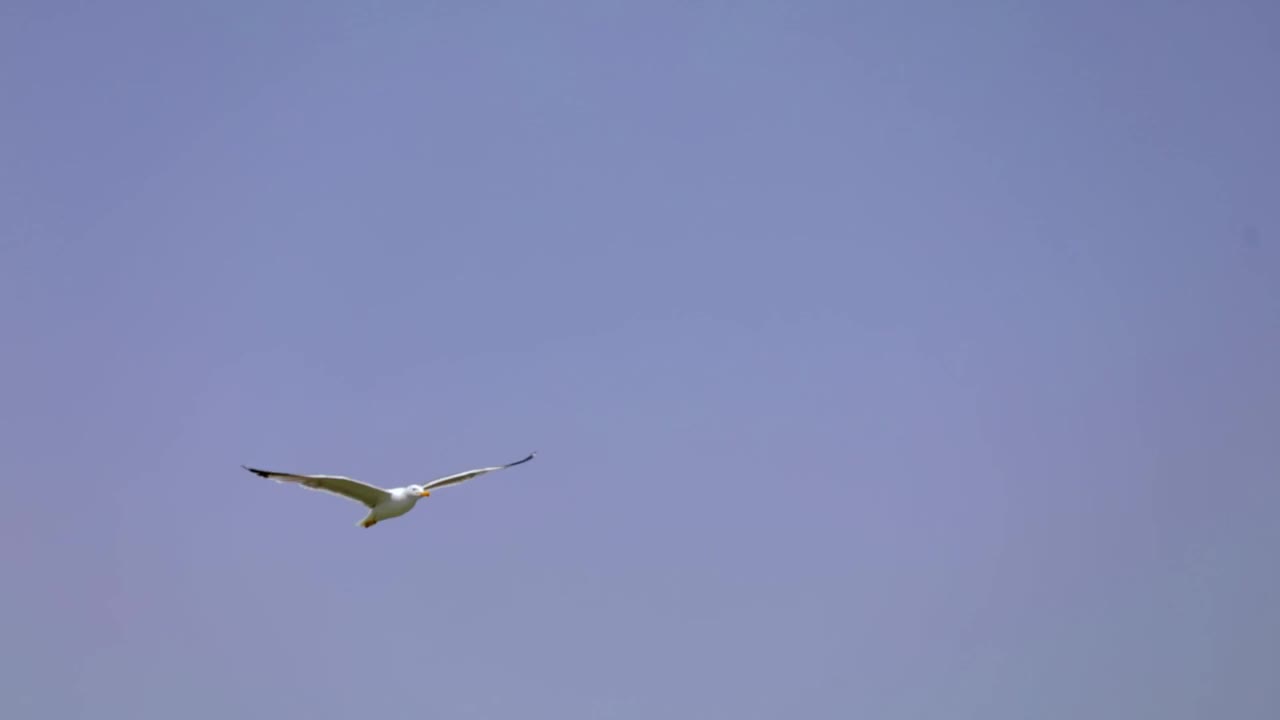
241,452,536,528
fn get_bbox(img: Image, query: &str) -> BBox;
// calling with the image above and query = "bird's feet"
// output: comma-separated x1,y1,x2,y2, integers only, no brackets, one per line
361,518,377,528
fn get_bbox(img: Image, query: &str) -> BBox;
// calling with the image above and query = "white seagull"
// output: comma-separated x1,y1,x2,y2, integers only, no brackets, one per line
241,452,536,528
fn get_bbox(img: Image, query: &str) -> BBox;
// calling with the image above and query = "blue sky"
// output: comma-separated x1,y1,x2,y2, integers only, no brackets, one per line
2,2,1278,717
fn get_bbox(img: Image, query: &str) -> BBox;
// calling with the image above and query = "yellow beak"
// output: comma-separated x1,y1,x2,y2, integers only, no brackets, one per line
419,490,431,497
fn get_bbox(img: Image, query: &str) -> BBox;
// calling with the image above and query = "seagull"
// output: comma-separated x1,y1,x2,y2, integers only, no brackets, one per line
241,452,536,528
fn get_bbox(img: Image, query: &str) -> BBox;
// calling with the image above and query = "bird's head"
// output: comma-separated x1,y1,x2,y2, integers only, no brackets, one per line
409,484,430,498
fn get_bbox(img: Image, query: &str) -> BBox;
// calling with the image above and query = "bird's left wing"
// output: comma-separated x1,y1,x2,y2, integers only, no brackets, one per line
421,452,537,492
241,466,390,508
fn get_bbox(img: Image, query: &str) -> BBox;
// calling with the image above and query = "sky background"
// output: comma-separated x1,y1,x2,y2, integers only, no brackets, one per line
2,1,1278,717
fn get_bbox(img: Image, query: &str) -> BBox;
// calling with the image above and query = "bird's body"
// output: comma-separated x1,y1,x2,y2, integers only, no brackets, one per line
242,452,536,528
363,486,423,526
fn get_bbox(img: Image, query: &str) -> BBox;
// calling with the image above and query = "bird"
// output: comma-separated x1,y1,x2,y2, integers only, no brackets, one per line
241,452,536,528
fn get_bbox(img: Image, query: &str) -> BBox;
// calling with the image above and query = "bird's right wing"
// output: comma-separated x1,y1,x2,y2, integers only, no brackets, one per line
421,452,537,492
241,466,390,508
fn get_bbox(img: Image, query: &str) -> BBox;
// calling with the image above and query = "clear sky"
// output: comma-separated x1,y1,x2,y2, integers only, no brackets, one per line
3,2,1278,717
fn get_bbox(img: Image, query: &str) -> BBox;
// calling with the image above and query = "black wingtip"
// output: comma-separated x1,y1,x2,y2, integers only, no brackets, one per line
241,465,270,478
509,451,536,467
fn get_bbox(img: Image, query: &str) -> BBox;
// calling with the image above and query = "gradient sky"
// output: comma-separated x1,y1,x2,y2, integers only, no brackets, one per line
3,2,1278,718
